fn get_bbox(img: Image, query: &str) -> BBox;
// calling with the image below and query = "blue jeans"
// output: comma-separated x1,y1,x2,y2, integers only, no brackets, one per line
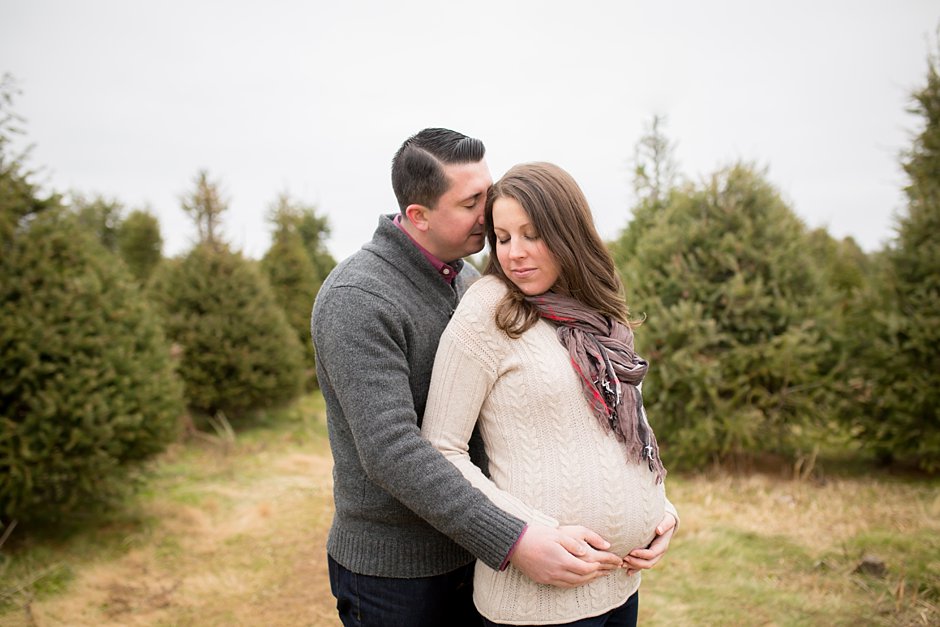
328,554,482,627
481,591,638,627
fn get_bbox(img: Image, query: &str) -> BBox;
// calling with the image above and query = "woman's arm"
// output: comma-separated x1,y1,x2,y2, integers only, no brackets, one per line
421,325,558,528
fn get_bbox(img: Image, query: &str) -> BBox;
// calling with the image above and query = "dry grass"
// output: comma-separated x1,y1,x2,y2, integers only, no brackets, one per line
640,471,940,626
666,471,939,549
1,397,938,626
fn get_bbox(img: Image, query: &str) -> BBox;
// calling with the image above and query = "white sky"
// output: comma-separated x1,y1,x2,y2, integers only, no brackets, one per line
2,1,938,261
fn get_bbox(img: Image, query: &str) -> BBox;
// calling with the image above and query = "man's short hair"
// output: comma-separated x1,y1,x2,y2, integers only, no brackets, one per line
391,128,486,212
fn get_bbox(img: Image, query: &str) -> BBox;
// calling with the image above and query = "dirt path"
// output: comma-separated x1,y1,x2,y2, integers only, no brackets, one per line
4,447,340,627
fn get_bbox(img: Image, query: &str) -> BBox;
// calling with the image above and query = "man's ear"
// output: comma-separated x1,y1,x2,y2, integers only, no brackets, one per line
405,204,431,232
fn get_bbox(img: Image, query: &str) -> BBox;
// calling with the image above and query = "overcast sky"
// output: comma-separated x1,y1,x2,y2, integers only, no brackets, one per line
2,1,938,261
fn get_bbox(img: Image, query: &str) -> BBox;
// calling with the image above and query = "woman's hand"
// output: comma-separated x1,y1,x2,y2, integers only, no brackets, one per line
622,512,677,576
557,525,623,571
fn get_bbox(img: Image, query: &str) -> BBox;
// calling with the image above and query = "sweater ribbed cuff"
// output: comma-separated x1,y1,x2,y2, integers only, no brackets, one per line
460,505,528,571
499,523,527,571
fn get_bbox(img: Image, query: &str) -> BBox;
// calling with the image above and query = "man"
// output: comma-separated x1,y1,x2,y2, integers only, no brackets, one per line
312,128,674,626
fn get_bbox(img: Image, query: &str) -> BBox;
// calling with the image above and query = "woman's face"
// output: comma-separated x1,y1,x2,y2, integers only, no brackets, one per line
492,196,560,296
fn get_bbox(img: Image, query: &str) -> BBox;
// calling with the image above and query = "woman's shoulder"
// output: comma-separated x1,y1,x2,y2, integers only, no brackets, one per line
444,275,511,364
450,275,508,332
459,275,509,310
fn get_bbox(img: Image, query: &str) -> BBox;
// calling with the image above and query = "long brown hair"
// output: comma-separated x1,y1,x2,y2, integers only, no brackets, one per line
484,162,633,337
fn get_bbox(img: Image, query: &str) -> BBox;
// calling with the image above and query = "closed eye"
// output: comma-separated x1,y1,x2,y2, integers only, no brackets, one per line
464,193,482,208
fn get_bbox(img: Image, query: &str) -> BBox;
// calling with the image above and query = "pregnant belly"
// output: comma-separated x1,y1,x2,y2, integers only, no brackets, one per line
529,460,666,556
579,490,663,555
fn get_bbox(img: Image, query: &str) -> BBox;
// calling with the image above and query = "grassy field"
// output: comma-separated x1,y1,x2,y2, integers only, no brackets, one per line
1,394,938,626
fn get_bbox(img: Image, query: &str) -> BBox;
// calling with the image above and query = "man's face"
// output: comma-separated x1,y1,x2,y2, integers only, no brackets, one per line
424,159,492,262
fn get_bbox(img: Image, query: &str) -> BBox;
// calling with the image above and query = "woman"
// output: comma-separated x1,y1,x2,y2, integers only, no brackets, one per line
421,162,678,626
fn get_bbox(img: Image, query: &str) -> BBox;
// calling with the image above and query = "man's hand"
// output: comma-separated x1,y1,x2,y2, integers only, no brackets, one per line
509,524,621,588
623,512,677,576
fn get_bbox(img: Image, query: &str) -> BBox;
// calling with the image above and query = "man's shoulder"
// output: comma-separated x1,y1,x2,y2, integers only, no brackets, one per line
323,237,412,287
317,253,399,310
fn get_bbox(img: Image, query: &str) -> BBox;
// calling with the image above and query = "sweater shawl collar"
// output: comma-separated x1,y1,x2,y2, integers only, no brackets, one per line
363,214,470,304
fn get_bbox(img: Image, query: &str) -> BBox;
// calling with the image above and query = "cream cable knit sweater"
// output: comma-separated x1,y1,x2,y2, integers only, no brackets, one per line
422,276,677,625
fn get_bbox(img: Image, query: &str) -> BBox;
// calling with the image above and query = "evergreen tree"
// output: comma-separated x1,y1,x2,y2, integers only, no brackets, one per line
67,193,164,284
150,175,304,418
803,230,874,446
181,170,226,249
70,193,123,252
845,44,940,471
632,114,680,208
0,73,53,243
1,208,184,524
806,230,870,299
612,115,682,270
118,209,163,283
617,164,831,467
1,76,182,525
261,193,323,388
295,201,336,282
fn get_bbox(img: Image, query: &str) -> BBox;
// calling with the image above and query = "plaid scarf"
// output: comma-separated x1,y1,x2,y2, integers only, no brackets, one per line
527,292,666,483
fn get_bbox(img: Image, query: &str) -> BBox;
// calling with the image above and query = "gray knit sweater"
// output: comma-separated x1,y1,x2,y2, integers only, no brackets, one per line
312,215,526,577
